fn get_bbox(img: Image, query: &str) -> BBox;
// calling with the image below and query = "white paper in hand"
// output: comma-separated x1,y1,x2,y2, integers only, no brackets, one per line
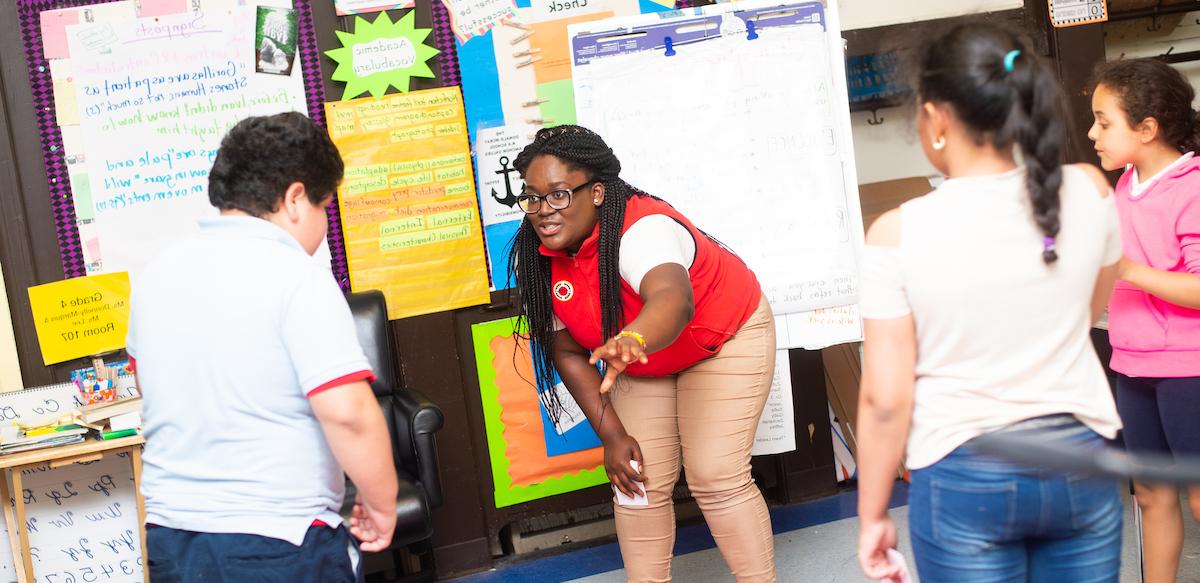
884,548,913,583
614,460,648,507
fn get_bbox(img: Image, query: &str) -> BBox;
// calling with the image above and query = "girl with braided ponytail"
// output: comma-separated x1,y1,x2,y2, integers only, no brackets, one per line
508,125,776,582
856,24,1123,582
1089,58,1200,583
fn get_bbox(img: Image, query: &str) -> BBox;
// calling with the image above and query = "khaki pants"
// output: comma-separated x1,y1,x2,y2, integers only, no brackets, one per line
610,296,776,583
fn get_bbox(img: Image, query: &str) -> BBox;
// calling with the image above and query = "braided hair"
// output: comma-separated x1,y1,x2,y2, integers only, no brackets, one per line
507,125,647,419
918,24,1066,263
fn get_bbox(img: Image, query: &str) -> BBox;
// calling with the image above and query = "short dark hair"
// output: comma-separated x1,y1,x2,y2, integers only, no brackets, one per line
1092,58,1200,153
208,112,344,216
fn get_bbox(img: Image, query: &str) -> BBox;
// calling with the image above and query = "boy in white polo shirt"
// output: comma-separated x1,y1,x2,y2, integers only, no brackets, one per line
127,112,398,582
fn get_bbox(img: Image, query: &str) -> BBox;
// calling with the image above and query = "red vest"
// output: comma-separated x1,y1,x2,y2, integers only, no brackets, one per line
541,196,762,376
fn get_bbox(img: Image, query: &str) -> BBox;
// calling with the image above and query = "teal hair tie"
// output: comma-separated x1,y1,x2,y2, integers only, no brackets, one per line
1004,49,1021,73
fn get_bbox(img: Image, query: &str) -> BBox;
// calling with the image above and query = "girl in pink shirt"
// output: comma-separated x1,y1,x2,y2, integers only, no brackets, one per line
1090,58,1200,583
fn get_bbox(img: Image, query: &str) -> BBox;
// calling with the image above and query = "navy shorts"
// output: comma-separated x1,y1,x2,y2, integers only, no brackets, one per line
1115,374,1200,459
146,524,362,583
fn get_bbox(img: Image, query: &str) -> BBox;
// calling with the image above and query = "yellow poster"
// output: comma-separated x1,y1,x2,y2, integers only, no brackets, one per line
325,87,490,320
27,272,130,366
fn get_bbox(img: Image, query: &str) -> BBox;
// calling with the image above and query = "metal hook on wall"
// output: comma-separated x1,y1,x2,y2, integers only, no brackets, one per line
1148,0,1165,31
866,108,884,126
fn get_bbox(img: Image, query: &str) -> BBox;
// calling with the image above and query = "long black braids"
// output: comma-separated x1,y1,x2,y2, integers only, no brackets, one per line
507,125,645,421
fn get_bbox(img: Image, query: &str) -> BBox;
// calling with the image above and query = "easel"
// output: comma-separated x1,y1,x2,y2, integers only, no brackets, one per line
0,434,147,583
0,350,147,583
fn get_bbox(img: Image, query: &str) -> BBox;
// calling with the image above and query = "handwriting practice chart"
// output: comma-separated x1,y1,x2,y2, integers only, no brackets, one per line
571,1,864,322
0,385,142,582
325,88,490,320
1,455,142,583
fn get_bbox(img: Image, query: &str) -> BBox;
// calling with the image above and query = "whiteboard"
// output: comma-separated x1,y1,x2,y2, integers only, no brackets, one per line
0,384,142,583
571,0,865,319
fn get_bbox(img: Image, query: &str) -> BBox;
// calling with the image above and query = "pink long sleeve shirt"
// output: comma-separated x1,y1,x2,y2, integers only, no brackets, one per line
1109,156,1200,378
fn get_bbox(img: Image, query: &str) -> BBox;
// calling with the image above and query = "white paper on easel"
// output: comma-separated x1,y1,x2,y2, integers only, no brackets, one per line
0,453,142,583
776,304,863,350
571,2,866,318
0,384,143,581
752,349,796,456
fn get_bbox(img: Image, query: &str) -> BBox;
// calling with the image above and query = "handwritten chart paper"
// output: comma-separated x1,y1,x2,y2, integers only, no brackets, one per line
1,454,143,583
572,1,865,319
0,384,143,582
68,8,308,276
325,88,490,320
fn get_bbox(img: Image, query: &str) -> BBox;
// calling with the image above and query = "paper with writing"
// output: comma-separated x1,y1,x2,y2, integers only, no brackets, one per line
324,88,490,320
571,1,866,317
68,8,308,277
474,124,534,289
752,349,796,456
0,384,142,582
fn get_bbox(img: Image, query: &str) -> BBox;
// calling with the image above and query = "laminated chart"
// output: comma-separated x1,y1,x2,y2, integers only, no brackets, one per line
325,88,490,320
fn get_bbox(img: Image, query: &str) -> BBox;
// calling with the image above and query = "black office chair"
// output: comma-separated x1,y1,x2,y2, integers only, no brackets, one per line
343,290,444,578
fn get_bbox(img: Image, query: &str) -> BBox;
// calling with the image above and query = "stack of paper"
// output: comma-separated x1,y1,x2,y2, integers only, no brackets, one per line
0,425,88,455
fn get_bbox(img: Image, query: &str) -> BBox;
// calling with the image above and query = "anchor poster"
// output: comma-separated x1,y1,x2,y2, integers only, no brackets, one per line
324,87,491,319
475,124,535,290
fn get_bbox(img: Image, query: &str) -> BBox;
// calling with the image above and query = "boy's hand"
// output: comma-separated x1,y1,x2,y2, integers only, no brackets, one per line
349,493,396,552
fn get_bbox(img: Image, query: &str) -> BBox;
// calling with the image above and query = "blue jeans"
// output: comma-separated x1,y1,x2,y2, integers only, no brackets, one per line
146,524,362,583
908,418,1122,583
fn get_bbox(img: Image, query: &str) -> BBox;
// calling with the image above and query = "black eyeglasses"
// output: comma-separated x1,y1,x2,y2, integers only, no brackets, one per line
516,181,595,214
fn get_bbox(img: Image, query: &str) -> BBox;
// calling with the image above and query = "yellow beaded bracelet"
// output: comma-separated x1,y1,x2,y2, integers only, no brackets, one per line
616,330,647,350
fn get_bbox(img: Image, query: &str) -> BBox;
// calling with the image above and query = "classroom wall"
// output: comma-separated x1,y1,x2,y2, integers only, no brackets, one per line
840,0,1022,30
0,263,22,392
849,107,937,184
1104,13,1200,106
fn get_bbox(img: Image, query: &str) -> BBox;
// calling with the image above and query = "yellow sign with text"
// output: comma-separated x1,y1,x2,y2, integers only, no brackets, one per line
326,87,490,320
27,273,131,365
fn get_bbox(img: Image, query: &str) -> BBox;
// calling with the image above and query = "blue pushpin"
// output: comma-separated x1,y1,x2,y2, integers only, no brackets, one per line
664,36,676,57
747,20,759,40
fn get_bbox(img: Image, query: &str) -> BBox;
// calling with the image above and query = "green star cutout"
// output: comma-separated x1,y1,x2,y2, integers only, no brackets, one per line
325,11,439,99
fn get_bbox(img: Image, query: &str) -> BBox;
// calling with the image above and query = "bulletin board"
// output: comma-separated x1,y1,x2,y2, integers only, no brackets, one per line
15,0,348,282
471,317,606,508
457,0,683,289
15,0,468,292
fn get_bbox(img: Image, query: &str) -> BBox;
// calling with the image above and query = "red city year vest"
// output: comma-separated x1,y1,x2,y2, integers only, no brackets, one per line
541,195,762,376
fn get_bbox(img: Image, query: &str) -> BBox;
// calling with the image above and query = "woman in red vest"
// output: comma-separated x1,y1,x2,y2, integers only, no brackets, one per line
508,125,776,582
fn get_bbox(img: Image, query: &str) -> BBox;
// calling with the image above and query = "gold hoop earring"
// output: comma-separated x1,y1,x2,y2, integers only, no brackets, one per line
932,136,946,151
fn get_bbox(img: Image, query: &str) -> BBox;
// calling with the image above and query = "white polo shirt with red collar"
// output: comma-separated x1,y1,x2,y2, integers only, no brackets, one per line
127,216,374,545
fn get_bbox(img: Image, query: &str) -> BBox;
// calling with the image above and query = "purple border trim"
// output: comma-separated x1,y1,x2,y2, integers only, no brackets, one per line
429,0,462,88
16,0,95,278
293,1,351,290
15,1,346,286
